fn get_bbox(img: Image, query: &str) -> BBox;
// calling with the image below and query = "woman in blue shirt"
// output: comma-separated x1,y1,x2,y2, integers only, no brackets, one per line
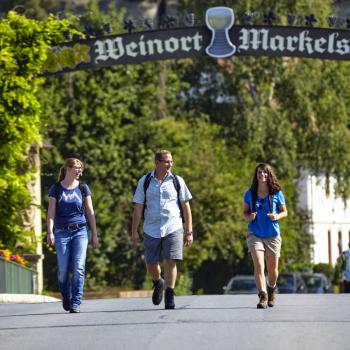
47,158,99,313
243,163,287,309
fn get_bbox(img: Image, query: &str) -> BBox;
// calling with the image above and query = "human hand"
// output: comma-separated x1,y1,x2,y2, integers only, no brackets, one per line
47,233,55,246
184,233,193,247
249,212,257,222
267,213,278,221
131,232,141,247
91,235,100,248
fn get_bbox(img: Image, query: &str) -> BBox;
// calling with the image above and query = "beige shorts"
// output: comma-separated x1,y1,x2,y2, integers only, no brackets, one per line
246,233,282,257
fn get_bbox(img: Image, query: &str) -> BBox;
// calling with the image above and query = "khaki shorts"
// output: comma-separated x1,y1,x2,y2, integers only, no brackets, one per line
246,233,282,258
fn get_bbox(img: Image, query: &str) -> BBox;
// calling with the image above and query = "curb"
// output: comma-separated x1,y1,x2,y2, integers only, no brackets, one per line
0,293,60,304
48,290,153,299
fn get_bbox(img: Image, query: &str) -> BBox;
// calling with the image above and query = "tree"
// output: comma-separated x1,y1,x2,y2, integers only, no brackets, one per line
39,0,338,292
171,0,348,287
0,11,69,251
6,0,347,294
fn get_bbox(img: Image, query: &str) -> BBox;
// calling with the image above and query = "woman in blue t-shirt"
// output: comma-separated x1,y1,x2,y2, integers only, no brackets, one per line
243,163,287,309
47,158,99,313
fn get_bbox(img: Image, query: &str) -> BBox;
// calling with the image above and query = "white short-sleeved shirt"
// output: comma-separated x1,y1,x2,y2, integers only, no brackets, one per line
133,170,192,238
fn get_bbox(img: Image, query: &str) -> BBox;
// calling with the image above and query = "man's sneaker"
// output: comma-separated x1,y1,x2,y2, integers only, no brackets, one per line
257,291,268,309
164,287,175,310
70,305,80,313
267,285,276,307
62,296,70,311
152,278,164,305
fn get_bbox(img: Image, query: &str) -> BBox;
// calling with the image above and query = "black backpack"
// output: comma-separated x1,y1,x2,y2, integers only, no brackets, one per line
143,172,184,222
251,190,274,213
54,182,88,215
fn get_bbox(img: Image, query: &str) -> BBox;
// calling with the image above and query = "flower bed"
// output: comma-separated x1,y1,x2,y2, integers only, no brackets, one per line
0,249,27,266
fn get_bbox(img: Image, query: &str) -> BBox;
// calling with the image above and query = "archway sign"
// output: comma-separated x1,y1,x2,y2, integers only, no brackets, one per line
43,6,350,76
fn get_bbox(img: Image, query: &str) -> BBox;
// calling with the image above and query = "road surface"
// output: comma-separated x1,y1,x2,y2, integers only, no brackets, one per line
1,294,349,350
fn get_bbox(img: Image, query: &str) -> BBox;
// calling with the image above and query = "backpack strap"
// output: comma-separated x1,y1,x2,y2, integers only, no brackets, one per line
251,190,257,213
268,194,274,213
54,182,62,216
79,182,88,213
55,182,61,200
142,172,184,222
79,182,88,198
143,172,152,199
172,173,184,223
251,190,274,213
143,172,152,217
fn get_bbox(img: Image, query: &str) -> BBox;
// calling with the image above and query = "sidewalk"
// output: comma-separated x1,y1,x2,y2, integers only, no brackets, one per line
0,293,59,304
48,290,153,299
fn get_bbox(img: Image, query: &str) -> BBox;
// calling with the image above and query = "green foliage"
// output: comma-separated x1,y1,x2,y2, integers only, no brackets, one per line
40,46,162,287
173,0,348,288
333,256,344,283
277,59,350,198
149,118,251,269
0,11,69,250
313,263,334,280
4,0,350,294
39,0,349,293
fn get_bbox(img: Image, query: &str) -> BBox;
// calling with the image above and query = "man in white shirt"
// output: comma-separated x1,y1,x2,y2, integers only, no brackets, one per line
131,150,193,309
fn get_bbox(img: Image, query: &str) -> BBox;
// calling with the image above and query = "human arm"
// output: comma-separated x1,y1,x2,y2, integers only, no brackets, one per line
131,203,144,246
85,195,99,248
47,197,56,246
242,202,256,222
181,200,193,247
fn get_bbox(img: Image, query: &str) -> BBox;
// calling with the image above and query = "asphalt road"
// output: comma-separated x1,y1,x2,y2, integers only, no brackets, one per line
1,294,349,350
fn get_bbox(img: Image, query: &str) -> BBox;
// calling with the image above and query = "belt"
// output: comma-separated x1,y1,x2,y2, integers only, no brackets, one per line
57,223,86,231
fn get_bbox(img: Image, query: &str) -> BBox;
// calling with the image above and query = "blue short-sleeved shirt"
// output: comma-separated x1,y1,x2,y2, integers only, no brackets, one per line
244,189,285,238
133,170,192,238
49,182,91,229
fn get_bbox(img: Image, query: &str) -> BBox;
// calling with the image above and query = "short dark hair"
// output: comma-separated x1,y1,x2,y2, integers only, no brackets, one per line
155,150,171,162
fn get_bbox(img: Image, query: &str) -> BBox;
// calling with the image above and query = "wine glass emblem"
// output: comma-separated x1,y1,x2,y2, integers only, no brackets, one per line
205,7,236,58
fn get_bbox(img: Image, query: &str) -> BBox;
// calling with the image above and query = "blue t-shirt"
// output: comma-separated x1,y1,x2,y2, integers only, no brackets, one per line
244,189,285,238
49,182,91,229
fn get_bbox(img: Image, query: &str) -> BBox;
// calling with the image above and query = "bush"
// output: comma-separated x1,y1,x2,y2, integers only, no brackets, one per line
313,263,334,280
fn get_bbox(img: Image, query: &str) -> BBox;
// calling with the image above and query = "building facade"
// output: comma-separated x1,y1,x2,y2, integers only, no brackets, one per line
298,171,350,266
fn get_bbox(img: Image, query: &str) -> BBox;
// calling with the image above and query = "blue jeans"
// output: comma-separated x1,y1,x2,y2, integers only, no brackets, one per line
54,226,88,307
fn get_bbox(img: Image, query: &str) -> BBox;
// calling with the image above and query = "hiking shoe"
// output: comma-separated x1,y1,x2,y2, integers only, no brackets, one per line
69,305,80,313
152,278,164,305
267,285,276,307
257,291,268,309
164,287,175,310
62,296,71,311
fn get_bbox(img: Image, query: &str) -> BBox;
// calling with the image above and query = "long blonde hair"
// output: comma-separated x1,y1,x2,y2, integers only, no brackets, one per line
58,158,84,182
